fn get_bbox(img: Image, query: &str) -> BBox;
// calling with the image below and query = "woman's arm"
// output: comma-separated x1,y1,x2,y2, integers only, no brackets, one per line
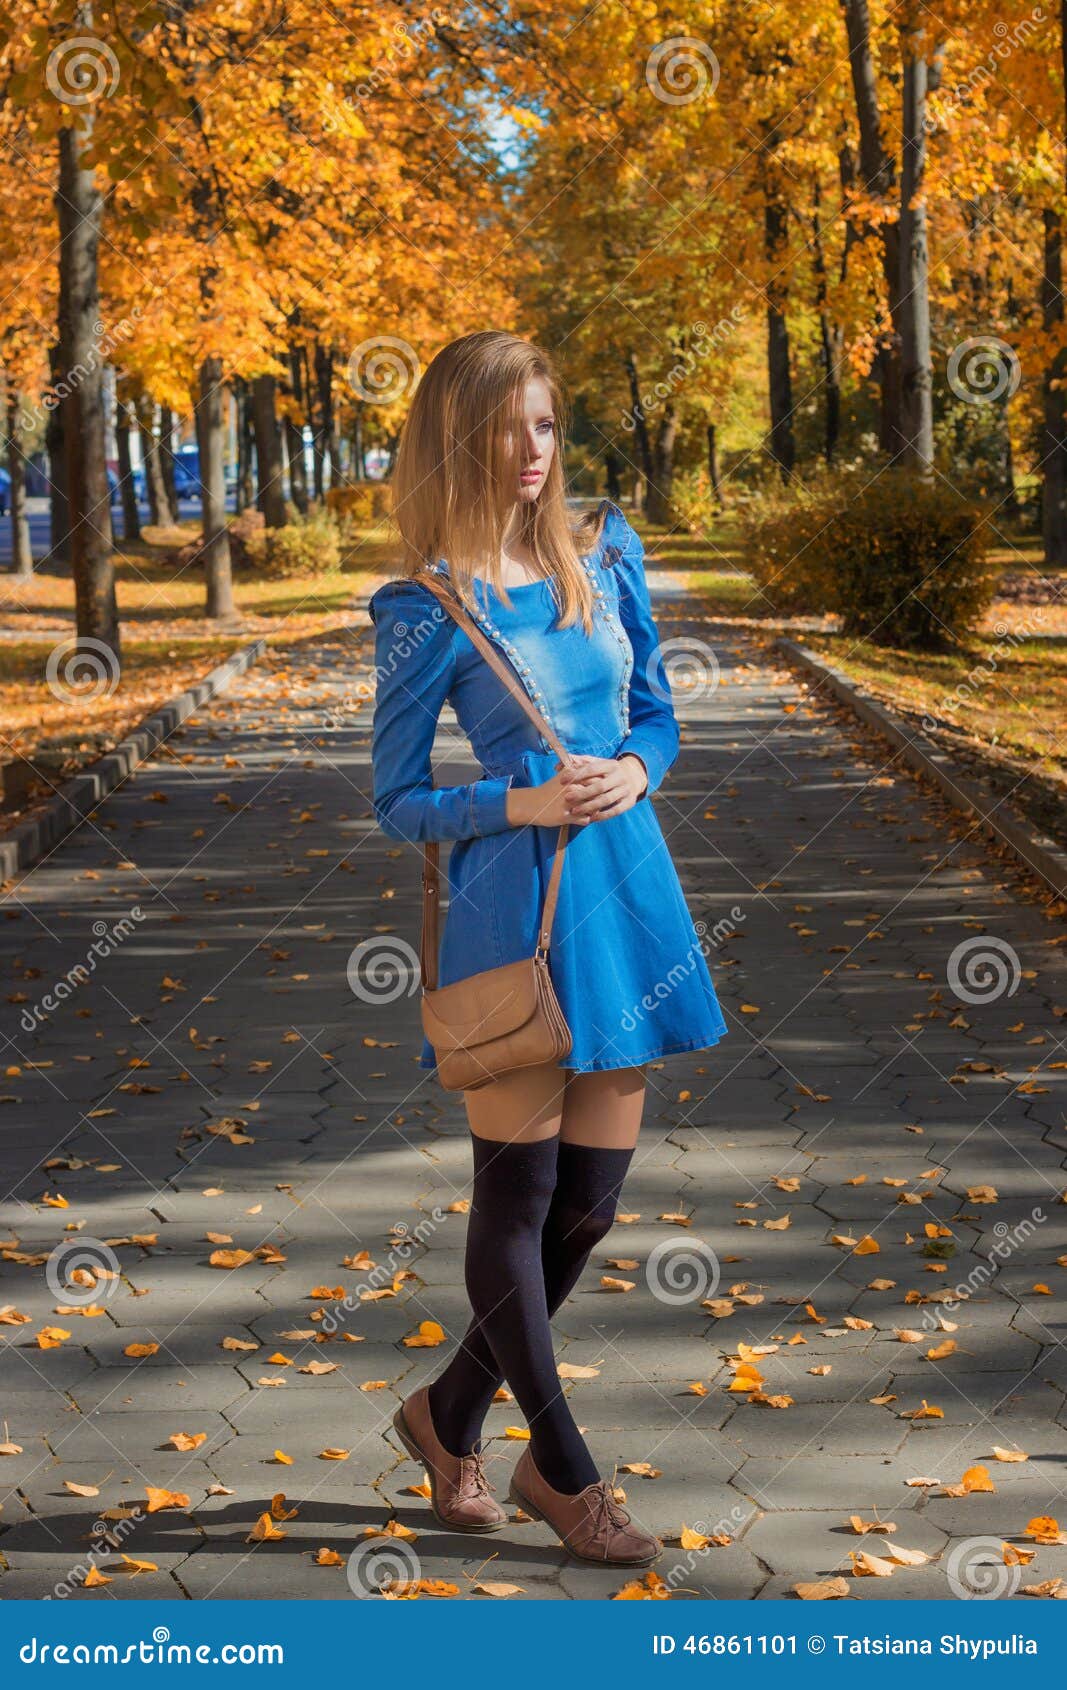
604,507,681,796
369,580,516,842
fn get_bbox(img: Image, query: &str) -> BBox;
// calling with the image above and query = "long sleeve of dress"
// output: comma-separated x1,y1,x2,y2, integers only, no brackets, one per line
603,508,681,796
368,579,515,842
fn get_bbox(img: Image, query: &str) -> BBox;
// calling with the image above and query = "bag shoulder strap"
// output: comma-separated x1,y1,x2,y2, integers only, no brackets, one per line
413,567,572,992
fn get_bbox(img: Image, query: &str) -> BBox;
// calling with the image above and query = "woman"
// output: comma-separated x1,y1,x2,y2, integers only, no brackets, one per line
368,330,728,1568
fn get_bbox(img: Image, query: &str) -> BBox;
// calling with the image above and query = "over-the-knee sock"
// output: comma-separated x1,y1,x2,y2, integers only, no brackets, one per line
429,1134,599,1495
427,1141,635,1467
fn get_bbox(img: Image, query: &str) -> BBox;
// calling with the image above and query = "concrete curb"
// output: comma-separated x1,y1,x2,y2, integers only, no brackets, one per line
775,636,1067,901
0,637,266,885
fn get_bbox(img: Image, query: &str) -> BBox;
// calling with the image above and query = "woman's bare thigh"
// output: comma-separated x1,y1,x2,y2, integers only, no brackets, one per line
463,1061,568,1144
559,1065,647,1150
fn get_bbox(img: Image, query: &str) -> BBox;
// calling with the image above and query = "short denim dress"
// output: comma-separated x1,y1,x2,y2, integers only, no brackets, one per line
367,500,728,1075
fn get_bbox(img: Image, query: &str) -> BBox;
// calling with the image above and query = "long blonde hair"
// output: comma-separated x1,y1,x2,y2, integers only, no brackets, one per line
391,330,602,633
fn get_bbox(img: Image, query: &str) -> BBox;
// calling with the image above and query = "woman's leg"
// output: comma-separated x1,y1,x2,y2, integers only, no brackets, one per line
426,1066,647,1471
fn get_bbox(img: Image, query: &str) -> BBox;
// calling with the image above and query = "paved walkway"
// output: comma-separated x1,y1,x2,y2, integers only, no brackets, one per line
2,574,1066,1602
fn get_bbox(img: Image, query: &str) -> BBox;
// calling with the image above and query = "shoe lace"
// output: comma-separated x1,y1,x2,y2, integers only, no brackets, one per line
589,1480,630,1532
458,1451,493,1499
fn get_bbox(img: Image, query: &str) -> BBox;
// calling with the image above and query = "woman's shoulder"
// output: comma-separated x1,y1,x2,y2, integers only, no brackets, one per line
367,570,446,625
585,499,644,570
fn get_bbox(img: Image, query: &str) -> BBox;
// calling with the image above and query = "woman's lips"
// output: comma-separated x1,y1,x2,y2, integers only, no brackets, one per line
520,470,542,483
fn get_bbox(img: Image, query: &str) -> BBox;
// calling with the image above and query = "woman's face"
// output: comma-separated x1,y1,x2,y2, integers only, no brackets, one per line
513,374,556,504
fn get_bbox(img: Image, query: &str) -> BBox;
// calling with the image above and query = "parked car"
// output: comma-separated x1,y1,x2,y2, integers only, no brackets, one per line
0,467,9,516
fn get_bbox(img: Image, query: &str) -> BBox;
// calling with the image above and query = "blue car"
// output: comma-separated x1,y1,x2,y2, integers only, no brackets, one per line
0,467,9,516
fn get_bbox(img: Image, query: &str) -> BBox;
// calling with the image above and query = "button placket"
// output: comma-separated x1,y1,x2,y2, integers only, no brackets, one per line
578,540,633,735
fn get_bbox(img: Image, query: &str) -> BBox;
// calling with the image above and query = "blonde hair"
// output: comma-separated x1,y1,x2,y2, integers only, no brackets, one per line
391,330,603,633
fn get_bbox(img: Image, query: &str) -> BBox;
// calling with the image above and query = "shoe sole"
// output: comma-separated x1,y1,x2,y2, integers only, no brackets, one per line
391,1406,507,1534
507,1480,663,1568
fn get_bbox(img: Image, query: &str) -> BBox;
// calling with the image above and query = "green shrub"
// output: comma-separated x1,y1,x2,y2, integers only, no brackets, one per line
245,507,341,579
742,468,993,647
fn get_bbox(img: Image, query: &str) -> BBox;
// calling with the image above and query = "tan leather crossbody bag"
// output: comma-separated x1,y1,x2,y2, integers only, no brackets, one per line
414,567,574,1092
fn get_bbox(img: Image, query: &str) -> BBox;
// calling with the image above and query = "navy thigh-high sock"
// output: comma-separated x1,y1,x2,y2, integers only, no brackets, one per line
426,1140,635,1481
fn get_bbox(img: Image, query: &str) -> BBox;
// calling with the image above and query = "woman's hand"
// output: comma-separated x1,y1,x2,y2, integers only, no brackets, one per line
505,754,648,827
559,754,648,821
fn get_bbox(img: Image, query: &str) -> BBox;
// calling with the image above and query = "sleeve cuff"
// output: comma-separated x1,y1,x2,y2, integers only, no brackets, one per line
470,775,515,835
615,738,663,796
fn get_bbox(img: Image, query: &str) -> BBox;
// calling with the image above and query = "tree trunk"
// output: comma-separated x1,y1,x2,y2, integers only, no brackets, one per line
114,396,140,542
840,0,903,455
45,342,70,562
56,81,119,660
605,445,622,501
1043,210,1067,564
252,373,288,528
7,392,33,577
234,377,254,512
195,355,235,619
158,404,178,517
136,397,170,527
305,347,324,500
764,188,795,478
898,34,933,471
351,401,365,483
623,352,654,511
645,401,678,524
314,342,338,489
707,424,724,507
812,177,843,462
286,344,310,511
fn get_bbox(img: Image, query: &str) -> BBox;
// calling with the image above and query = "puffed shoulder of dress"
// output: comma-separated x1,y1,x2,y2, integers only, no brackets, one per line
367,574,441,624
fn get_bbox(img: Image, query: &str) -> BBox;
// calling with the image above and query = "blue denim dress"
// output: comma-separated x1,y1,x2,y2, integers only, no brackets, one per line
367,501,728,1074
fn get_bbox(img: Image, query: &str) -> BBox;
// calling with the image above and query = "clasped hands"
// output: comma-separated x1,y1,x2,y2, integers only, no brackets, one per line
505,752,648,828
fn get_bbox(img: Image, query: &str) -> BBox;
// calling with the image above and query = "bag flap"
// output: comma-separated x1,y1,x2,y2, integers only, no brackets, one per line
422,957,539,1050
